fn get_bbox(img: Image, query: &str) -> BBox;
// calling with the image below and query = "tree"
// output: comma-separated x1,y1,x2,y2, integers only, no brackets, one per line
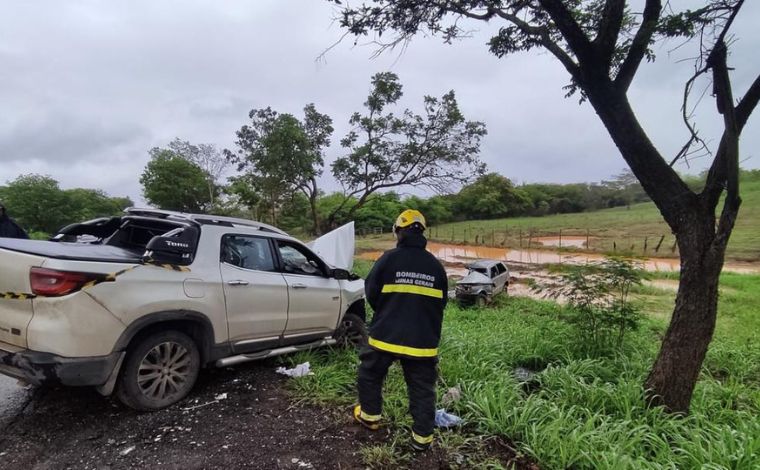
0,174,132,234
64,188,133,221
454,173,532,219
326,72,487,230
227,104,333,232
0,174,69,233
140,148,212,212
332,1,760,413
166,139,228,206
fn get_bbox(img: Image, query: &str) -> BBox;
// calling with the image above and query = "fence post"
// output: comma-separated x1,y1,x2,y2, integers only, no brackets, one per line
586,228,590,250
654,235,665,253
559,229,562,251
519,229,523,248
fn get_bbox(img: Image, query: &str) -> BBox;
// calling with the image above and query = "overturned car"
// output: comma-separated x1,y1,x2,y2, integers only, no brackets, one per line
455,260,509,307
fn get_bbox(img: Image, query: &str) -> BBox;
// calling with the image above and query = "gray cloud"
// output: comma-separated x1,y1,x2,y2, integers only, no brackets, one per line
1,0,758,204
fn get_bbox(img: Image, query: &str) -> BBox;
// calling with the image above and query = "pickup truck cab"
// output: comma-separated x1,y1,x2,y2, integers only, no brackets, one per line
0,208,365,410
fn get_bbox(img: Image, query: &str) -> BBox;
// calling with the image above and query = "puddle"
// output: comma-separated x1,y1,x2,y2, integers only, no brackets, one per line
357,243,759,274
533,236,592,248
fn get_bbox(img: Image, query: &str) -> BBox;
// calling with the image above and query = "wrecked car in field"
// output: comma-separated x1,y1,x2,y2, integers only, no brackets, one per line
0,208,365,410
455,259,509,307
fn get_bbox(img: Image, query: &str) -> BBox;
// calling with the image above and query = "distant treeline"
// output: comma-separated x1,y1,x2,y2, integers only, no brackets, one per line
3,169,756,238
274,170,650,234
0,174,132,236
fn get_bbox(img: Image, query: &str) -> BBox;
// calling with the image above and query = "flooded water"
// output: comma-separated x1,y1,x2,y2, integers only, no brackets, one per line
357,242,759,274
533,236,590,248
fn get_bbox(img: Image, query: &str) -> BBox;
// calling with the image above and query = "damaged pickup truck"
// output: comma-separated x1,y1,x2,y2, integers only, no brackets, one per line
0,208,365,410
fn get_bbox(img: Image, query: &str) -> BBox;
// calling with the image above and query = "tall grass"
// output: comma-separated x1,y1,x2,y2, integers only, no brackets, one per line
284,269,760,469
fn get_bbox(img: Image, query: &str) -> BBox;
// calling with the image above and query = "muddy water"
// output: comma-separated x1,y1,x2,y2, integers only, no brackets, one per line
533,236,591,248
357,242,759,274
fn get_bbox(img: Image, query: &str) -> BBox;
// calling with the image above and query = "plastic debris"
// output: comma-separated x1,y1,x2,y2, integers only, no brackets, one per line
291,458,314,469
119,446,136,456
441,385,462,405
214,393,228,400
434,409,463,428
275,362,314,378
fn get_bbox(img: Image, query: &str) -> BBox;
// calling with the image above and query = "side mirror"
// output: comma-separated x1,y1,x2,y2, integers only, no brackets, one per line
143,227,198,265
331,268,350,280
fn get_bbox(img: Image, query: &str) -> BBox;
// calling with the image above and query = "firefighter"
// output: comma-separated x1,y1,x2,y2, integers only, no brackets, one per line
0,203,29,239
353,209,448,451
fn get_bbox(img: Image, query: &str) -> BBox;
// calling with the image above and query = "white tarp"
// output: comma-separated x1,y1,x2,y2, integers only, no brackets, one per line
308,221,355,271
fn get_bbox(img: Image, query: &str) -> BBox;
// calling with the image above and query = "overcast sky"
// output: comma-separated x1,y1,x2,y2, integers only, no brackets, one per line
1,0,759,204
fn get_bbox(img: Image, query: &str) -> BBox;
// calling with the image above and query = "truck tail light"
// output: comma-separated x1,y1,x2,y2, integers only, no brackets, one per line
30,267,106,297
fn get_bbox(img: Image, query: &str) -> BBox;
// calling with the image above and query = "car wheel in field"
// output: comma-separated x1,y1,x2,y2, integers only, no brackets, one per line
116,330,200,411
336,313,368,348
475,294,488,308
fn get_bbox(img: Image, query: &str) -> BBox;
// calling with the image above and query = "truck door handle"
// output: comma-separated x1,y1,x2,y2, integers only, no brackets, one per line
227,280,249,286
291,283,307,289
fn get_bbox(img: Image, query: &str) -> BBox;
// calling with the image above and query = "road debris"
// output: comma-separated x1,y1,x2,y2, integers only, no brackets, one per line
434,409,463,428
119,445,136,456
276,362,313,378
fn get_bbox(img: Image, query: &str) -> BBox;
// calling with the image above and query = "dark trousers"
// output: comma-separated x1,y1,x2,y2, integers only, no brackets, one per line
357,347,437,438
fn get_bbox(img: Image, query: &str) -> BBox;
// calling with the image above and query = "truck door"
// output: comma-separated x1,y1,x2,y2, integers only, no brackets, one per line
219,235,288,352
274,240,341,343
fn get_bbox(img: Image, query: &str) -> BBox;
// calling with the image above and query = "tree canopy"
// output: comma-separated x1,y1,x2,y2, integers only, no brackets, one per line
0,174,131,234
140,148,214,213
326,72,487,229
227,104,333,231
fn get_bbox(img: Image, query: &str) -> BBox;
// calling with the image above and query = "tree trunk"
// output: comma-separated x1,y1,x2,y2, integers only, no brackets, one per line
582,80,731,413
644,212,725,413
309,194,321,236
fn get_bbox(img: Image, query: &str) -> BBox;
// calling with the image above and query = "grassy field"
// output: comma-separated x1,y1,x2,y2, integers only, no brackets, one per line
280,260,760,469
425,174,760,263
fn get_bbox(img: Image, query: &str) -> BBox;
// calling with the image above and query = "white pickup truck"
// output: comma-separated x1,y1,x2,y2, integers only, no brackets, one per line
0,208,365,410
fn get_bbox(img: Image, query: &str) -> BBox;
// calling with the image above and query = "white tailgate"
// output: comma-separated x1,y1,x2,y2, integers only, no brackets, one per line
0,248,45,348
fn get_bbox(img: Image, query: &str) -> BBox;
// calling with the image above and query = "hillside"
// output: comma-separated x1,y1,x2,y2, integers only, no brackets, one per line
429,174,760,262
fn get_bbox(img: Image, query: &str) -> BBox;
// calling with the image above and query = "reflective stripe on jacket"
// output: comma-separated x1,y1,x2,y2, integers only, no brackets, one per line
365,232,447,358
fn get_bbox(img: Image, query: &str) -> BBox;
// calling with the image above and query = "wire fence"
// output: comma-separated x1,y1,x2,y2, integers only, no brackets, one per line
422,225,679,257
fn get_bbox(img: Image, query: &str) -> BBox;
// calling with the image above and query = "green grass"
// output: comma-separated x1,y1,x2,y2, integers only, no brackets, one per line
426,175,760,263
281,266,760,469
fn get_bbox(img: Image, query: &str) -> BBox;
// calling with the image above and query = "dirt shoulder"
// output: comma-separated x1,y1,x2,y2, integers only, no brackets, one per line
0,361,530,469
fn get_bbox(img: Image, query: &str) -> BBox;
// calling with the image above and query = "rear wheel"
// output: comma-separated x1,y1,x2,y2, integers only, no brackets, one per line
116,330,200,411
336,313,368,348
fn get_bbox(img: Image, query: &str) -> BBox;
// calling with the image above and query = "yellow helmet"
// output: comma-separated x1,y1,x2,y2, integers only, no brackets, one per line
393,209,426,232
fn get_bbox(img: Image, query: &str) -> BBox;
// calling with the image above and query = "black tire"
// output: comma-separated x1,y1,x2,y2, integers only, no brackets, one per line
336,313,368,348
116,330,200,411
475,294,488,308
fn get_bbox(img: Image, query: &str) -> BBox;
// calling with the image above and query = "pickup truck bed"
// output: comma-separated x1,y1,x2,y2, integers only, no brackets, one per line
0,239,142,263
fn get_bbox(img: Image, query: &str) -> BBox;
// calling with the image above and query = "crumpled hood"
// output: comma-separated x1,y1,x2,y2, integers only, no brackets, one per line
308,222,355,270
456,271,492,285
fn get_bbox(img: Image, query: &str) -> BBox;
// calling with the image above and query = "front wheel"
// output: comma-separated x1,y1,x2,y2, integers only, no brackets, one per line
116,330,200,411
335,313,368,348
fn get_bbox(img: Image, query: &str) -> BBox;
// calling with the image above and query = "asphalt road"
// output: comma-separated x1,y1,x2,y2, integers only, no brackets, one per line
0,375,33,428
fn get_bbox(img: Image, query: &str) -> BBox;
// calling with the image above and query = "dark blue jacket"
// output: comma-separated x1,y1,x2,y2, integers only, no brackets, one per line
0,214,29,239
365,232,447,358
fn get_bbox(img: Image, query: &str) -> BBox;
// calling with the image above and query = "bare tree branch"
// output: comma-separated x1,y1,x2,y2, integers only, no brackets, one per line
614,0,662,91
